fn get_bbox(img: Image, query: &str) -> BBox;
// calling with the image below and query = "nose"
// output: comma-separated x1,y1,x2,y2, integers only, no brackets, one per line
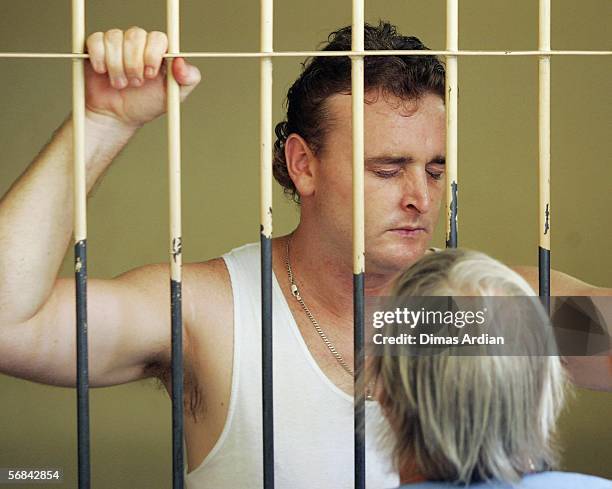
400,170,431,214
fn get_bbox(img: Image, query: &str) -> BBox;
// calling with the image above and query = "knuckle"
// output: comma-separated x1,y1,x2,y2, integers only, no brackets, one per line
104,29,123,42
86,31,103,45
149,31,168,47
125,26,146,42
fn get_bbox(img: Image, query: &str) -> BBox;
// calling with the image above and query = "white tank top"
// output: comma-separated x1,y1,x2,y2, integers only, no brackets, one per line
184,242,399,488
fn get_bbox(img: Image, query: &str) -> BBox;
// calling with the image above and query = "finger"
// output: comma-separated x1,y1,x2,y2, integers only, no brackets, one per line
123,26,147,87
86,32,106,74
144,31,168,79
104,29,127,89
172,58,202,100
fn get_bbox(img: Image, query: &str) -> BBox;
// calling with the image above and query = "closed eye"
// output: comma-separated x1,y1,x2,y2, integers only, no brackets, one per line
373,170,400,179
373,169,444,180
427,170,444,180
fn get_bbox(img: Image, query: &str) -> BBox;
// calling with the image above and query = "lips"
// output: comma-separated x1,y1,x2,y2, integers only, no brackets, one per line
390,225,427,233
393,227,425,232
390,227,427,237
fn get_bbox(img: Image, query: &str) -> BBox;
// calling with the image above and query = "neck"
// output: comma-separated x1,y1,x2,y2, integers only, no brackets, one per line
285,224,400,322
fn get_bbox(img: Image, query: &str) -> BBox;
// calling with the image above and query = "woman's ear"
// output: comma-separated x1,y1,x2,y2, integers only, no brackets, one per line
285,133,317,198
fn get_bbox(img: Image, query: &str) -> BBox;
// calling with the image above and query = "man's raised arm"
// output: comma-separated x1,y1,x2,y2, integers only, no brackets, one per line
0,27,201,387
513,265,612,391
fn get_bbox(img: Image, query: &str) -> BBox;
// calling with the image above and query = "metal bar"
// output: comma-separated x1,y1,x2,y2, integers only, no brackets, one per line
2,50,611,59
539,0,551,312
167,1,184,488
351,1,365,488
260,0,274,488
71,1,89,488
445,0,458,248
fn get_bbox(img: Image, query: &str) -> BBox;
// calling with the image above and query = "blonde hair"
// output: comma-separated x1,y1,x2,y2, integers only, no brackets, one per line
368,248,567,484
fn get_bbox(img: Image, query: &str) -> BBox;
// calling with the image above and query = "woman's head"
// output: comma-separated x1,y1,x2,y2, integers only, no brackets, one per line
370,248,567,484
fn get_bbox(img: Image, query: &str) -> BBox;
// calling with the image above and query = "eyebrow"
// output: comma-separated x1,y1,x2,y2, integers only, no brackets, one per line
364,155,446,166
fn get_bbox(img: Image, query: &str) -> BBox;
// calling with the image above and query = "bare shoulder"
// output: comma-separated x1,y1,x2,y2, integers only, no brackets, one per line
184,257,231,295
148,257,235,421
113,256,233,338
181,257,234,375
130,256,233,369
183,257,233,331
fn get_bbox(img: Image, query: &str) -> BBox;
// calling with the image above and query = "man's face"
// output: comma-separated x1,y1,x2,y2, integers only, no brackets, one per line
310,91,446,275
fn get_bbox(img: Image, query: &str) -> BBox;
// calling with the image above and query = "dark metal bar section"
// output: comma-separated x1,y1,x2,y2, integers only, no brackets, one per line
171,278,184,489
353,272,366,489
75,240,90,489
446,181,458,248
261,233,275,489
539,247,551,314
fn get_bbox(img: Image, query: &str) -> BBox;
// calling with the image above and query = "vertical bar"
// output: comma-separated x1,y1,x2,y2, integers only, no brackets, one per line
539,0,551,312
167,1,184,488
351,1,365,488
445,0,458,248
260,0,274,488
72,1,90,488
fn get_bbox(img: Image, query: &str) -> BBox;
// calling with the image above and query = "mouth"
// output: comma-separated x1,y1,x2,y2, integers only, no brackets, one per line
389,226,427,237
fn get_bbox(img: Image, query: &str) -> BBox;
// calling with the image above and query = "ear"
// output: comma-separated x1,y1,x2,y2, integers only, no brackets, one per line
285,133,318,198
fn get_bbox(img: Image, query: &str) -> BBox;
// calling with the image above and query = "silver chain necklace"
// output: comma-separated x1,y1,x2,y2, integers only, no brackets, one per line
285,237,355,377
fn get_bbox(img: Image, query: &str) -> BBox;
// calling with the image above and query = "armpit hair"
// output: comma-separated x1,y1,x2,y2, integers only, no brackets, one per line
143,343,206,423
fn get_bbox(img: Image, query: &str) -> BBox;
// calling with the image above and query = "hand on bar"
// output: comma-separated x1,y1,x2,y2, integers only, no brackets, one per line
84,27,201,130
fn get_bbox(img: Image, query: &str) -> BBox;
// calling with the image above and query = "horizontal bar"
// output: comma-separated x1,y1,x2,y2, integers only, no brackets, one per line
1,50,611,59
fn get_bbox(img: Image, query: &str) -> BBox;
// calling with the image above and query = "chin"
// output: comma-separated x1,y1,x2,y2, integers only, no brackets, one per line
368,246,426,274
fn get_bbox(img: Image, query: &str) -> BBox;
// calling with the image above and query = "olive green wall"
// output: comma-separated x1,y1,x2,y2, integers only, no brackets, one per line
0,0,610,487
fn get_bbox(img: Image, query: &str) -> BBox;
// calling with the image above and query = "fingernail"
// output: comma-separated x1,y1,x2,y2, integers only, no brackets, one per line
114,76,127,89
145,66,155,78
129,77,142,87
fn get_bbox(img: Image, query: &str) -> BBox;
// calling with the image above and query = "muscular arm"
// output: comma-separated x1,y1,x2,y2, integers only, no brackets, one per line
0,112,139,325
1,265,173,387
0,27,201,387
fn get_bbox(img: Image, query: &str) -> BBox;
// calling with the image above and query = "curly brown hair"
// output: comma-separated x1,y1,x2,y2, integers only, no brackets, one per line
273,21,446,204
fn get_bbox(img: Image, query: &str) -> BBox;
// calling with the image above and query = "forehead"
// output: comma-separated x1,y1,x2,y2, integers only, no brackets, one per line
324,91,446,157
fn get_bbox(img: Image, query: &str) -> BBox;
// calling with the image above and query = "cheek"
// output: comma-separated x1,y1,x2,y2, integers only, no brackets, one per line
315,169,353,221
364,180,400,220
430,183,445,206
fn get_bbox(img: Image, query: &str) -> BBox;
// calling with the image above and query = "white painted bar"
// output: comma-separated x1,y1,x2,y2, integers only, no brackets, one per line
260,0,273,238
167,0,182,281
352,0,365,274
445,0,458,247
72,0,86,242
539,0,551,252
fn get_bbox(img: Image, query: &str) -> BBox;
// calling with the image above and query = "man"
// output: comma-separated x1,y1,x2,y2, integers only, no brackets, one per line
0,22,609,488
